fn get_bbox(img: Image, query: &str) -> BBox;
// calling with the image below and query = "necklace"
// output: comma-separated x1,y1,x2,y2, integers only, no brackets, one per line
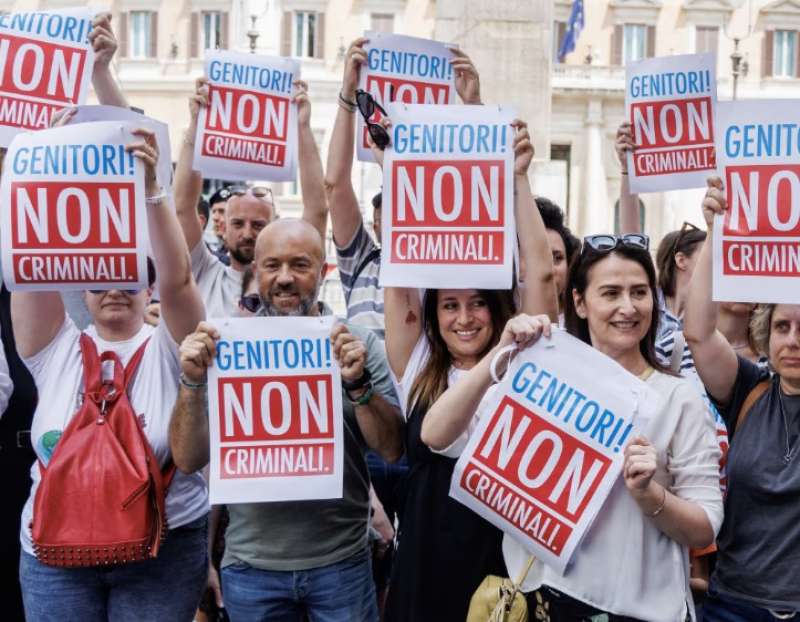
776,387,798,464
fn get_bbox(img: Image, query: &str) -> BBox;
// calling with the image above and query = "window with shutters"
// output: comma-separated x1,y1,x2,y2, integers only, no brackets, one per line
623,24,647,63
774,30,797,77
294,11,317,57
695,26,718,55
203,11,222,50
371,13,394,33
553,20,567,62
130,11,153,59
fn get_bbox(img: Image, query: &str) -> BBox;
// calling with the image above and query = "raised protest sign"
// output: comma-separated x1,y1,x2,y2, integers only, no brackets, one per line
0,121,149,291
70,105,173,195
450,330,657,573
0,8,96,146
713,100,800,303
194,49,299,182
357,32,456,162
626,53,716,193
379,103,515,289
207,316,344,504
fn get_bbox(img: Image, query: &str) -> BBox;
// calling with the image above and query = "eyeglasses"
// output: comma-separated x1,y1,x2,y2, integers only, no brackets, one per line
671,221,701,256
582,233,650,253
228,185,274,204
239,294,261,314
88,288,142,295
355,89,390,150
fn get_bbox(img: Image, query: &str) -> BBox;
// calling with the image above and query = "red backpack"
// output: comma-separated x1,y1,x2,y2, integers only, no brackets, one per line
31,333,175,567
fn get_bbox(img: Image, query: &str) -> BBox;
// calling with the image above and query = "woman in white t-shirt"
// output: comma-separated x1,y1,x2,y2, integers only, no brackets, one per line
423,234,723,622
382,120,560,622
12,128,207,622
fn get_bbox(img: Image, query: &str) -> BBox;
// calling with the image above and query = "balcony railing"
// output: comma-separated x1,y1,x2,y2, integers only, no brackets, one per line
552,63,626,91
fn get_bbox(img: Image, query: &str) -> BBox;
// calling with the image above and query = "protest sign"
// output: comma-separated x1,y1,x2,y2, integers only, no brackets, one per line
70,105,173,195
0,121,149,291
450,330,657,574
379,103,516,289
713,100,800,303
357,32,456,162
626,53,716,193
207,316,344,504
194,49,299,182
0,8,96,146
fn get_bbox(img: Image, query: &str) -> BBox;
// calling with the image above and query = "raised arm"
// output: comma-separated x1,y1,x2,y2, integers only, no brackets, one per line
451,48,482,105
421,314,551,449
89,12,129,108
324,38,367,247
683,177,739,405
130,128,204,343
616,121,641,234
170,322,217,473
11,292,65,359
295,80,328,242
513,120,558,321
173,79,207,254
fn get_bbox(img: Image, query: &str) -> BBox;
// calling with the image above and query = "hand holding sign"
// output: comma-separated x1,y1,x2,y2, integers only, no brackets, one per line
497,313,552,350
180,321,221,384
623,435,658,493
188,77,210,134
294,80,311,127
126,127,160,194
512,119,534,177
450,48,481,105
49,106,77,129
89,13,117,70
342,37,369,101
331,323,366,384
702,176,726,228
615,121,635,173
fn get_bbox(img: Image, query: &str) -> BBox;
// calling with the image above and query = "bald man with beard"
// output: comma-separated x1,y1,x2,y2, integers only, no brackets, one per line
169,219,404,622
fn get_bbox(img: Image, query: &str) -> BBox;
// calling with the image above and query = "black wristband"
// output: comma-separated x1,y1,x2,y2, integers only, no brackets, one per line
341,367,372,391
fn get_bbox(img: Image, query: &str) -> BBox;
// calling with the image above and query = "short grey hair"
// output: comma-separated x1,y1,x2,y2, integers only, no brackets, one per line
749,303,776,358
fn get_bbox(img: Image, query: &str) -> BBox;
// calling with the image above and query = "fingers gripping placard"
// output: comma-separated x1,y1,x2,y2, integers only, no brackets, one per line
0,121,149,291
207,317,345,504
450,331,657,574
0,8,96,146
379,103,516,289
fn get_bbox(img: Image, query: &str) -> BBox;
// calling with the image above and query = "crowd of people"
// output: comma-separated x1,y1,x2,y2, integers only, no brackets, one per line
0,13,798,622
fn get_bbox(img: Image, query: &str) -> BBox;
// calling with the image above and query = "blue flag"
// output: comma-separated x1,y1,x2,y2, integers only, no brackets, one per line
558,0,584,63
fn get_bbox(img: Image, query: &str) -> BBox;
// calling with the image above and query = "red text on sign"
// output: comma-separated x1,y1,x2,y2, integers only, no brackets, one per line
0,34,87,103
11,181,136,249
218,374,334,443
631,97,713,149
725,165,800,236
391,159,505,227
473,396,611,523
206,85,289,140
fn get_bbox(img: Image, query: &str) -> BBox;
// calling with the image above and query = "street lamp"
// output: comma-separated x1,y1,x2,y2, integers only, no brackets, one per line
730,37,749,100
247,14,259,53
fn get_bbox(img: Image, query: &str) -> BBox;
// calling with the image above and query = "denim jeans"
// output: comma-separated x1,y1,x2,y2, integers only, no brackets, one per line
703,588,798,622
20,514,208,622
221,547,378,622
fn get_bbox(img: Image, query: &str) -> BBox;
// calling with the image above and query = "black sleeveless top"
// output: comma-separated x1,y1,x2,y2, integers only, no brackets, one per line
384,400,505,622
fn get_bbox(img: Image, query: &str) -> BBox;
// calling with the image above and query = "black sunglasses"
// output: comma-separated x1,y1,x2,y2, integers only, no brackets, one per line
88,288,142,295
582,233,650,253
355,89,390,150
239,294,261,314
671,221,701,255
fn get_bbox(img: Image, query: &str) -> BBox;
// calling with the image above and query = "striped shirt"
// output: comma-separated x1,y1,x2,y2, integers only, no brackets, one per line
335,222,384,339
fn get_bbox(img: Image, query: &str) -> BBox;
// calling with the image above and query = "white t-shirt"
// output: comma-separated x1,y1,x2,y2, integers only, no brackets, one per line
191,239,244,318
19,317,208,554
0,323,13,416
503,369,723,622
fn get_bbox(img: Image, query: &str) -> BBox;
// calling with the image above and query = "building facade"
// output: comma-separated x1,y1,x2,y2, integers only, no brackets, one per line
5,0,800,310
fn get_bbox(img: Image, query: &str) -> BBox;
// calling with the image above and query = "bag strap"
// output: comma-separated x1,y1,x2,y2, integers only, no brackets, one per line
669,331,686,373
733,379,771,435
78,333,103,393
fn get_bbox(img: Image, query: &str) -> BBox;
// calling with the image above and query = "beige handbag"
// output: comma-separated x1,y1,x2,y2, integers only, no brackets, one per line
466,556,536,622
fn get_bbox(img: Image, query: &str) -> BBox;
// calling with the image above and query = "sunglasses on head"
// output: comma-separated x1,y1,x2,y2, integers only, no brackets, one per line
228,185,274,203
88,288,142,295
671,221,701,255
239,294,261,314
582,233,650,253
355,89,390,150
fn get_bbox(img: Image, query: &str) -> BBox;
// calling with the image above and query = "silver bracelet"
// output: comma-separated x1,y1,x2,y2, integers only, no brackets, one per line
145,190,167,205
647,486,667,518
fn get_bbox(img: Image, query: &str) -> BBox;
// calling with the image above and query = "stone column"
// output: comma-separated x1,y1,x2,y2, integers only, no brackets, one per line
581,98,610,235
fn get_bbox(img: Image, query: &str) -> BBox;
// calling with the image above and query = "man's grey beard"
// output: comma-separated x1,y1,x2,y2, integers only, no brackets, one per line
257,284,320,317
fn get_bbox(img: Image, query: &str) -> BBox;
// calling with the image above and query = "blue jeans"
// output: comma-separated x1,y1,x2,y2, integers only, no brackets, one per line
704,589,798,622
222,548,378,622
20,515,208,622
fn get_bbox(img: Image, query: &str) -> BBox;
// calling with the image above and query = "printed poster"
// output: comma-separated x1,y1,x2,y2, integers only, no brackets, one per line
194,49,299,181
0,121,149,291
357,32,456,162
626,53,716,193
207,316,345,505
713,100,800,303
379,103,516,289
450,330,657,574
